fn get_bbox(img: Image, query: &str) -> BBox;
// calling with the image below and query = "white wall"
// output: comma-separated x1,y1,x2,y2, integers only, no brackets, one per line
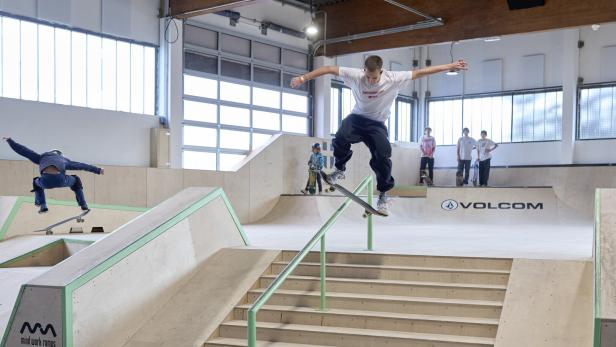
0,98,159,166
315,22,616,166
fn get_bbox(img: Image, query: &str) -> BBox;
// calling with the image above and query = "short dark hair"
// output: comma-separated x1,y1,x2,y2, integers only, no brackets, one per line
364,55,383,72
463,128,469,133
481,130,488,135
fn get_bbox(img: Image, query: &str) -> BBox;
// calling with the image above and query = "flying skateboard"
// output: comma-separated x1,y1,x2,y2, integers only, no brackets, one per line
320,170,387,218
34,209,90,235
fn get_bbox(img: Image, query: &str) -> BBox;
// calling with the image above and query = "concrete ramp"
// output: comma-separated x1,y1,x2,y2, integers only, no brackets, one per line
1,187,248,347
0,196,147,240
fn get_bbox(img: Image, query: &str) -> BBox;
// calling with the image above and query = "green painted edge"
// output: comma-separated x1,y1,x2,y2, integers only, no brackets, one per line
60,188,247,346
0,197,29,242
594,190,602,347
0,285,26,347
62,239,96,246
0,196,148,241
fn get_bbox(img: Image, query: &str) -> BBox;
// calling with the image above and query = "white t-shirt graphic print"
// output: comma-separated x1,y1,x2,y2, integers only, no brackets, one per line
338,67,413,122
477,138,496,161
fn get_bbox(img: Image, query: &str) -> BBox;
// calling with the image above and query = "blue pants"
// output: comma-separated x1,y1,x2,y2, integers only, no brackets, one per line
33,173,86,208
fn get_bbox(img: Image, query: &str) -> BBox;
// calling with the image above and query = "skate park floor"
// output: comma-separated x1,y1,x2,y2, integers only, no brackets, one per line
245,190,593,260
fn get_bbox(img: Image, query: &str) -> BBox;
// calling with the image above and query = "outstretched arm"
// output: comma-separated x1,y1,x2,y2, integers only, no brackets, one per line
66,160,104,175
3,138,41,164
412,60,468,80
290,66,339,88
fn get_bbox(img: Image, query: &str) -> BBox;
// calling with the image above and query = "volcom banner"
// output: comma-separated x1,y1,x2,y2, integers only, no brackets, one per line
441,199,544,211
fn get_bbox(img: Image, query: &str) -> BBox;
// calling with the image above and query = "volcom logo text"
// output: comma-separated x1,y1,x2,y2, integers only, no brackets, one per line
441,200,543,211
20,322,57,337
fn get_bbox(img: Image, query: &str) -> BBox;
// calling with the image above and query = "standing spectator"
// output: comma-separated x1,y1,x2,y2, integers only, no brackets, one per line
456,128,476,185
476,130,498,187
419,127,436,185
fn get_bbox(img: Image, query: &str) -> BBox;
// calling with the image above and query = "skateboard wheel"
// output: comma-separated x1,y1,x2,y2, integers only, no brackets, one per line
46,231,53,235
77,219,84,223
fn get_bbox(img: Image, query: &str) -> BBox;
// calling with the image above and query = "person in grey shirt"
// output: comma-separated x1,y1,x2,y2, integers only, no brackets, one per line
456,128,476,185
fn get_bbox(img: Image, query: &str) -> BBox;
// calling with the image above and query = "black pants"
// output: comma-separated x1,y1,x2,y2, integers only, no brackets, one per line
419,157,434,183
332,114,394,192
305,171,322,192
479,159,491,186
457,160,471,184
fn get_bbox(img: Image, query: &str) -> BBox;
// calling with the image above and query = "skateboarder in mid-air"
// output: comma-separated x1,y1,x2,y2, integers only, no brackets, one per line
301,143,326,195
3,137,104,213
290,56,467,215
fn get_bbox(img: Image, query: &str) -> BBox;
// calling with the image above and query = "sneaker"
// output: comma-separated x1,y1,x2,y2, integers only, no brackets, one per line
80,205,90,211
326,169,346,185
300,189,308,195
376,194,391,216
38,206,49,214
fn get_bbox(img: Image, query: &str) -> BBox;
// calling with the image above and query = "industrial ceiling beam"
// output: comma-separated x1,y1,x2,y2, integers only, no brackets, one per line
316,0,616,56
169,0,262,18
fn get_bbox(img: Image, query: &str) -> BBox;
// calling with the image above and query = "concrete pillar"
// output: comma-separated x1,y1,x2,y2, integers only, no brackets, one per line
312,55,336,139
560,28,580,164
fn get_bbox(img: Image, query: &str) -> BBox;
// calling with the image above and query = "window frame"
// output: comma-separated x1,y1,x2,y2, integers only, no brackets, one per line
182,21,311,171
576,81,616,141
0,10,158,115
426,86,563,146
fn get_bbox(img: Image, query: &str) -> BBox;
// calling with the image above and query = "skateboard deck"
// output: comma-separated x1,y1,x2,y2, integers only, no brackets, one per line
472,160,479,187
35,209,91,235
307,169,317,195
320,171,387,217
420,170,433,186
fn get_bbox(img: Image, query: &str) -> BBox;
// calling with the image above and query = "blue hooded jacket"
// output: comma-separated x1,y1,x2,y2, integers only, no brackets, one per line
7,139,102,175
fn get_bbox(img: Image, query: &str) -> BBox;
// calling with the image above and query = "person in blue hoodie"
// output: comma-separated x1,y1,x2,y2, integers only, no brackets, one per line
4,137,104,213
301,143,326,195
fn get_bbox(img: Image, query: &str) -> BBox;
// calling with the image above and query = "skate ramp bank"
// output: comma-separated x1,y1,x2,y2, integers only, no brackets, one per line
256,186,588,227
0,196,147,241
496,259,593,346
595,189,616,346
1,187,248,347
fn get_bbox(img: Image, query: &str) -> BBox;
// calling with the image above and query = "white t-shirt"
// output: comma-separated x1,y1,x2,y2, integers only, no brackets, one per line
477,138,496,161
338,67,413,122
457,136,476,161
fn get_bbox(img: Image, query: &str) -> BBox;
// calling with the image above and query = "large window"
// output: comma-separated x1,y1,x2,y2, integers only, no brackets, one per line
182,23,310,171
0,14,156,114
330,83,416,143
578,83,616,140
428,88,562,145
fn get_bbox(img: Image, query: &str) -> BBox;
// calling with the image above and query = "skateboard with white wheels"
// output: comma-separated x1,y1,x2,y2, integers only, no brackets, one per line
34,209,90,235
472,160,479,187
320,171,387,218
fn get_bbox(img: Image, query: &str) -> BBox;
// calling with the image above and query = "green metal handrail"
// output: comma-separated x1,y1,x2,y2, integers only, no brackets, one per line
247,175,375,346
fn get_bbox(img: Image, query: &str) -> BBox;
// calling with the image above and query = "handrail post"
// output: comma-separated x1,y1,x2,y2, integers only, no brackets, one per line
367,176,374,251
320,235,327,311
247,310,256,347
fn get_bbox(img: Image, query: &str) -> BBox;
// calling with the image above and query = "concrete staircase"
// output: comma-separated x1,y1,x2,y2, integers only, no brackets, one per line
204,251,512,347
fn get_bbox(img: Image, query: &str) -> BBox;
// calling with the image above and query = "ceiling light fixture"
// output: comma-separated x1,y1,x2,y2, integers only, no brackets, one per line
305,24,318,36
591,24,601,31
484,36,501,42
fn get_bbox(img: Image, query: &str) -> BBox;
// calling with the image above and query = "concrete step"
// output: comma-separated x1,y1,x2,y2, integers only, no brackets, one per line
234,304,499,338
204,337,331,347
259,274,507,301
282,251,512,271
247,289,503,319
219,320,496,347
270,262,510,285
